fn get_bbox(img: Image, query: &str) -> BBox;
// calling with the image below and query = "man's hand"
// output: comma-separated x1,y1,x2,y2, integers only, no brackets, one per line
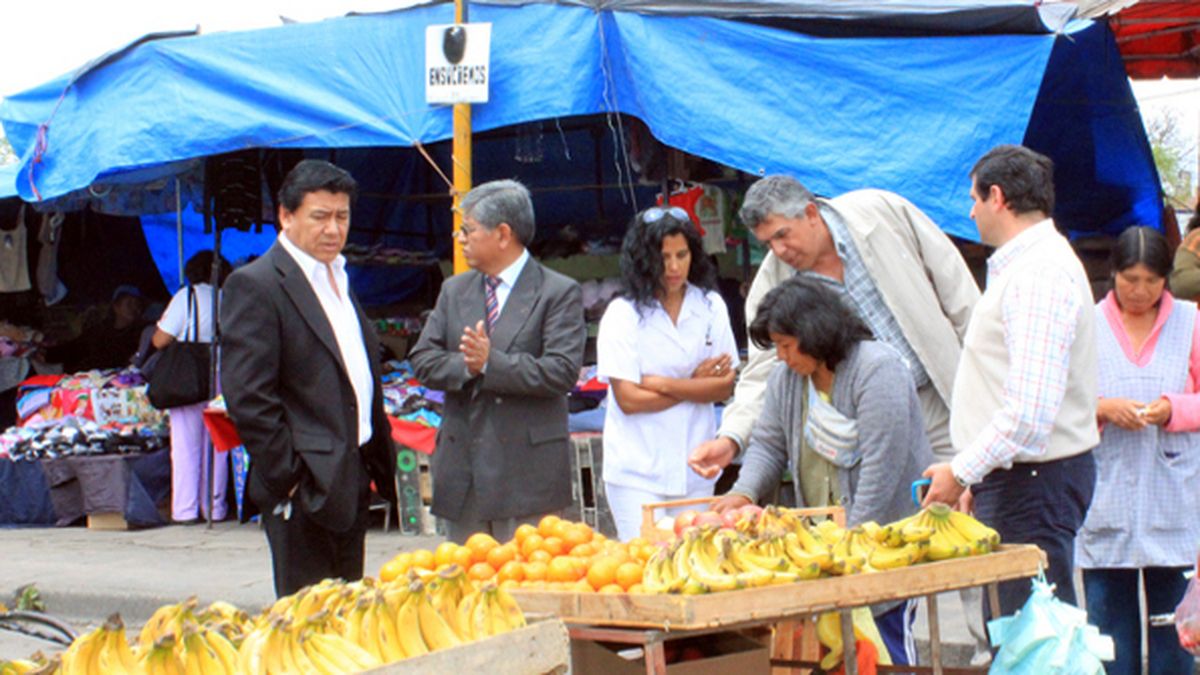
1142,397,1172,427
688,437,738,479
460,320,490,375
921,463,965,508
692,354,732,379
711,493,751,515
1097,397,1147,430
956,487,974,515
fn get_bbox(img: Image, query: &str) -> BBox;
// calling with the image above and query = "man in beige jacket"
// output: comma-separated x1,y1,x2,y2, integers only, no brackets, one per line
688,175,984,662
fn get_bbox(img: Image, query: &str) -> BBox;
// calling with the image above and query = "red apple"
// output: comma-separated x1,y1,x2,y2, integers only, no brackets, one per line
673,510,700,537
694,511,724,529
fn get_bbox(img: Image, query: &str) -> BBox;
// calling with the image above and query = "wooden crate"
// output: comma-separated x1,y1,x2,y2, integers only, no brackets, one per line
512,544,1045,631
639,498,846,543
359,618,570,674
86,512,129,530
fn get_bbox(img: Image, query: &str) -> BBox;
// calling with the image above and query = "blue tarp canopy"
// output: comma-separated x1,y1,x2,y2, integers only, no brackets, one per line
0,2,1161,249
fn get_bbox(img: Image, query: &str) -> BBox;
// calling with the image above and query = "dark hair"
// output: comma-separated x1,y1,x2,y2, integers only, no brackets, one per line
971,145,1055,217
619,208,717,312
183,250,233,286
460,179,536,246
277,159,358,213
1110,226,1171,280
748,276,872,370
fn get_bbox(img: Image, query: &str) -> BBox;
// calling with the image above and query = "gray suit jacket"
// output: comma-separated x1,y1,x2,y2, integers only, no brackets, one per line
410,258,586,521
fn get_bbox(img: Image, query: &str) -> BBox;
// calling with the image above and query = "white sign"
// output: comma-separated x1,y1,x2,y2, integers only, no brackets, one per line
425,23,491,105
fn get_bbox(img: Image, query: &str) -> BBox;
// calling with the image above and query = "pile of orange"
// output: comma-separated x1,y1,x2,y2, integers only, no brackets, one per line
378,515,657,594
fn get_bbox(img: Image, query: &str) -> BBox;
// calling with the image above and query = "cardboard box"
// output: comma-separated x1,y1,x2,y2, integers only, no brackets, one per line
571,631,769,675
86,512,129,530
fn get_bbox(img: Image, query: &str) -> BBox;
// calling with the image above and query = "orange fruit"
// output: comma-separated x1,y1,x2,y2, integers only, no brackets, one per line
514,523,538,544
523,561,548,582
451,546,475,569
486,543,517,570
549,519,572,541
627,583,645,594
528,549,552,564
571,543,597,559
593,533,608,546
586,556,622,591
411,549,435,570
627,536,648,549
572,578,594,593
520,534,544,559
379,556,407,583
615,561,644,590
562,524,591,552
541,536,566,557
497,560,525,583
467,561,497,581
433,541,458,568
537,515,562,538
599,583,625,594
547,556,581,583
465,533,500,564
499,579,520,590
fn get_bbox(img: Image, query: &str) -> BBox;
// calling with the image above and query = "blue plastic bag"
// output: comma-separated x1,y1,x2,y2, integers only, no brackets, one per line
987,575,1114,674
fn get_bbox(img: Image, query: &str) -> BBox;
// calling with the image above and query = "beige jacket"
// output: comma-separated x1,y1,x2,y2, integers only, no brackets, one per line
719,189,980,450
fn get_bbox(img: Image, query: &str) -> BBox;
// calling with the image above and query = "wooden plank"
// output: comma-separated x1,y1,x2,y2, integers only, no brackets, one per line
358,619,569,674
770,620,798,675
512,545,1045,631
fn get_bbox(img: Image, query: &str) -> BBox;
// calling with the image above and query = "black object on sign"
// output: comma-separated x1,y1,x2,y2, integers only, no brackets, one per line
443,26,467,65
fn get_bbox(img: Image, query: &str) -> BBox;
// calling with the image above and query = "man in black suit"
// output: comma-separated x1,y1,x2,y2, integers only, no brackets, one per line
411,180,586,544
220,160,395,597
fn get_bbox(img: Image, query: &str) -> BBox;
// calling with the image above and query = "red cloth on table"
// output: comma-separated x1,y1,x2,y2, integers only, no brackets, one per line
202,409,437,455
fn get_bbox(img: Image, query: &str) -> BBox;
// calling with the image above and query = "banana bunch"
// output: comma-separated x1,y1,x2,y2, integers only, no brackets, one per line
137,599,199,653
881,504,999,561
457,583,527,640
642,525,828,594
59,614,143,675
236,615,381,675
816,611,846,671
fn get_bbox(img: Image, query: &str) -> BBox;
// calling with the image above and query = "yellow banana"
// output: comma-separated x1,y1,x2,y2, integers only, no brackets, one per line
236,628,267,675
783,532,832,570
947,510,1000,553
411,582,462,650
202,629,239,674
868,542,919,569
307,632,381,673
492,587,527,631
62,626,102,675
816,612,844,670
456,590,480,640
390,593,427,660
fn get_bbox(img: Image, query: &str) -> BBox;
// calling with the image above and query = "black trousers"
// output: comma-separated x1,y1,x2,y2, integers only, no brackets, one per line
972,450,1096,617
262,486,370,598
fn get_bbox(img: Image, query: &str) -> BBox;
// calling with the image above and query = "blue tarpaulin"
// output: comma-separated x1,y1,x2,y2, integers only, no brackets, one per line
0,3,1161,248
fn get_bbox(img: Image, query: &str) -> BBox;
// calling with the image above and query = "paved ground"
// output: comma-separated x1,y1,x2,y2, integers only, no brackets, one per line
0,520,986,665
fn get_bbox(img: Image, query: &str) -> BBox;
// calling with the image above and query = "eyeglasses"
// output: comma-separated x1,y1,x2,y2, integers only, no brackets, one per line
643,206,693,225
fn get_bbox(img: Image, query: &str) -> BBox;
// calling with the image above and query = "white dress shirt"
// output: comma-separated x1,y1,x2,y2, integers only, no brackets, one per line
278,233,374,446
489,248,531,317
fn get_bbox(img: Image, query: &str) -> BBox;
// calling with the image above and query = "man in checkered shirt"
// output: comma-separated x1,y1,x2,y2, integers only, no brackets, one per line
923,145,1099,615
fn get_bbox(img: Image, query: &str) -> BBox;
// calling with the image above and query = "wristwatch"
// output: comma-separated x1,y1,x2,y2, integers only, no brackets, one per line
952,471,970,489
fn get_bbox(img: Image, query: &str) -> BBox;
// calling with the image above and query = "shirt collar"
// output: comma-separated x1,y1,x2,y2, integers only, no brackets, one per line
278,232,346,282
820,203,850,260
493,248,530,289
987,218,1056,281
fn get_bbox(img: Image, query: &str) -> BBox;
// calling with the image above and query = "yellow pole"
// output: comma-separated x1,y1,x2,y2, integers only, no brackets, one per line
451,0,472,274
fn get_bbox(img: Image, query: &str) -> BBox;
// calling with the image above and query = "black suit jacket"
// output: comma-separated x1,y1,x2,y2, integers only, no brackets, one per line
219,242,396,532
410,258,586,521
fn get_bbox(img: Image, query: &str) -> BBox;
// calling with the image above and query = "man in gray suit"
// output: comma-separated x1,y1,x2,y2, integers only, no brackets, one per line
411,180,587,543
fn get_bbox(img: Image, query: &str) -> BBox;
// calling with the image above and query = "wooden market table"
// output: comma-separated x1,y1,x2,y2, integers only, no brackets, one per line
512,544,1046,675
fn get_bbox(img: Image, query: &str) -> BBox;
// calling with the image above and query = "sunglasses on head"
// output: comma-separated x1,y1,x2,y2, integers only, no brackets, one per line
643,206,693,225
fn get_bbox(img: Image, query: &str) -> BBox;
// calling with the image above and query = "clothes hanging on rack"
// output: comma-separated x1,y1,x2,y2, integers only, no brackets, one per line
36,211,67,305
0,206,32,293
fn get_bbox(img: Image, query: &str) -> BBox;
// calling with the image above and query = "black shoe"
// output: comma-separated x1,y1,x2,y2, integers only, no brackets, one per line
173,517,202,526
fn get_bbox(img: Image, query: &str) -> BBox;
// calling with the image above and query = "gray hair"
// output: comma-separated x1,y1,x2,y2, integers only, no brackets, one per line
738,175,816,229
460,179,536,246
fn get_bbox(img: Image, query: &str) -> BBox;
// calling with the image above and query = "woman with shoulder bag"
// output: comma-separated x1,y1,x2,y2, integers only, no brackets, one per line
151,251,231,524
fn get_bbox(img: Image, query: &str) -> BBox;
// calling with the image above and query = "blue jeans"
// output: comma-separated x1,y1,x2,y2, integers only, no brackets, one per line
1084,567,1193,675
972,451,1096,616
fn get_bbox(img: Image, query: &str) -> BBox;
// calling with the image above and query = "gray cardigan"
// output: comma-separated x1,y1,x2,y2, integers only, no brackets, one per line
729,340,933,527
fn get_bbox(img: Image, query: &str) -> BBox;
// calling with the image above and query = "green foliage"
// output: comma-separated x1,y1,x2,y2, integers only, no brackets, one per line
1146,109,1196,209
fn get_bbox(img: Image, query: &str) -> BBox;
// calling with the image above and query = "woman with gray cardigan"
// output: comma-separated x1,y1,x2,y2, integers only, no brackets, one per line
710,276,931,665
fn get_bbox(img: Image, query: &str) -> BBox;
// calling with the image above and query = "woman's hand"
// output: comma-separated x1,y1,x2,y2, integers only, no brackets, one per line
1142,397,1172,426
710,493,751,515
691,354,732,379
1097,397,1148,430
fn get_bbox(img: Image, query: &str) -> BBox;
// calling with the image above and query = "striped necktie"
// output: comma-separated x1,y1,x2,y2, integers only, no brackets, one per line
485,275,501,333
